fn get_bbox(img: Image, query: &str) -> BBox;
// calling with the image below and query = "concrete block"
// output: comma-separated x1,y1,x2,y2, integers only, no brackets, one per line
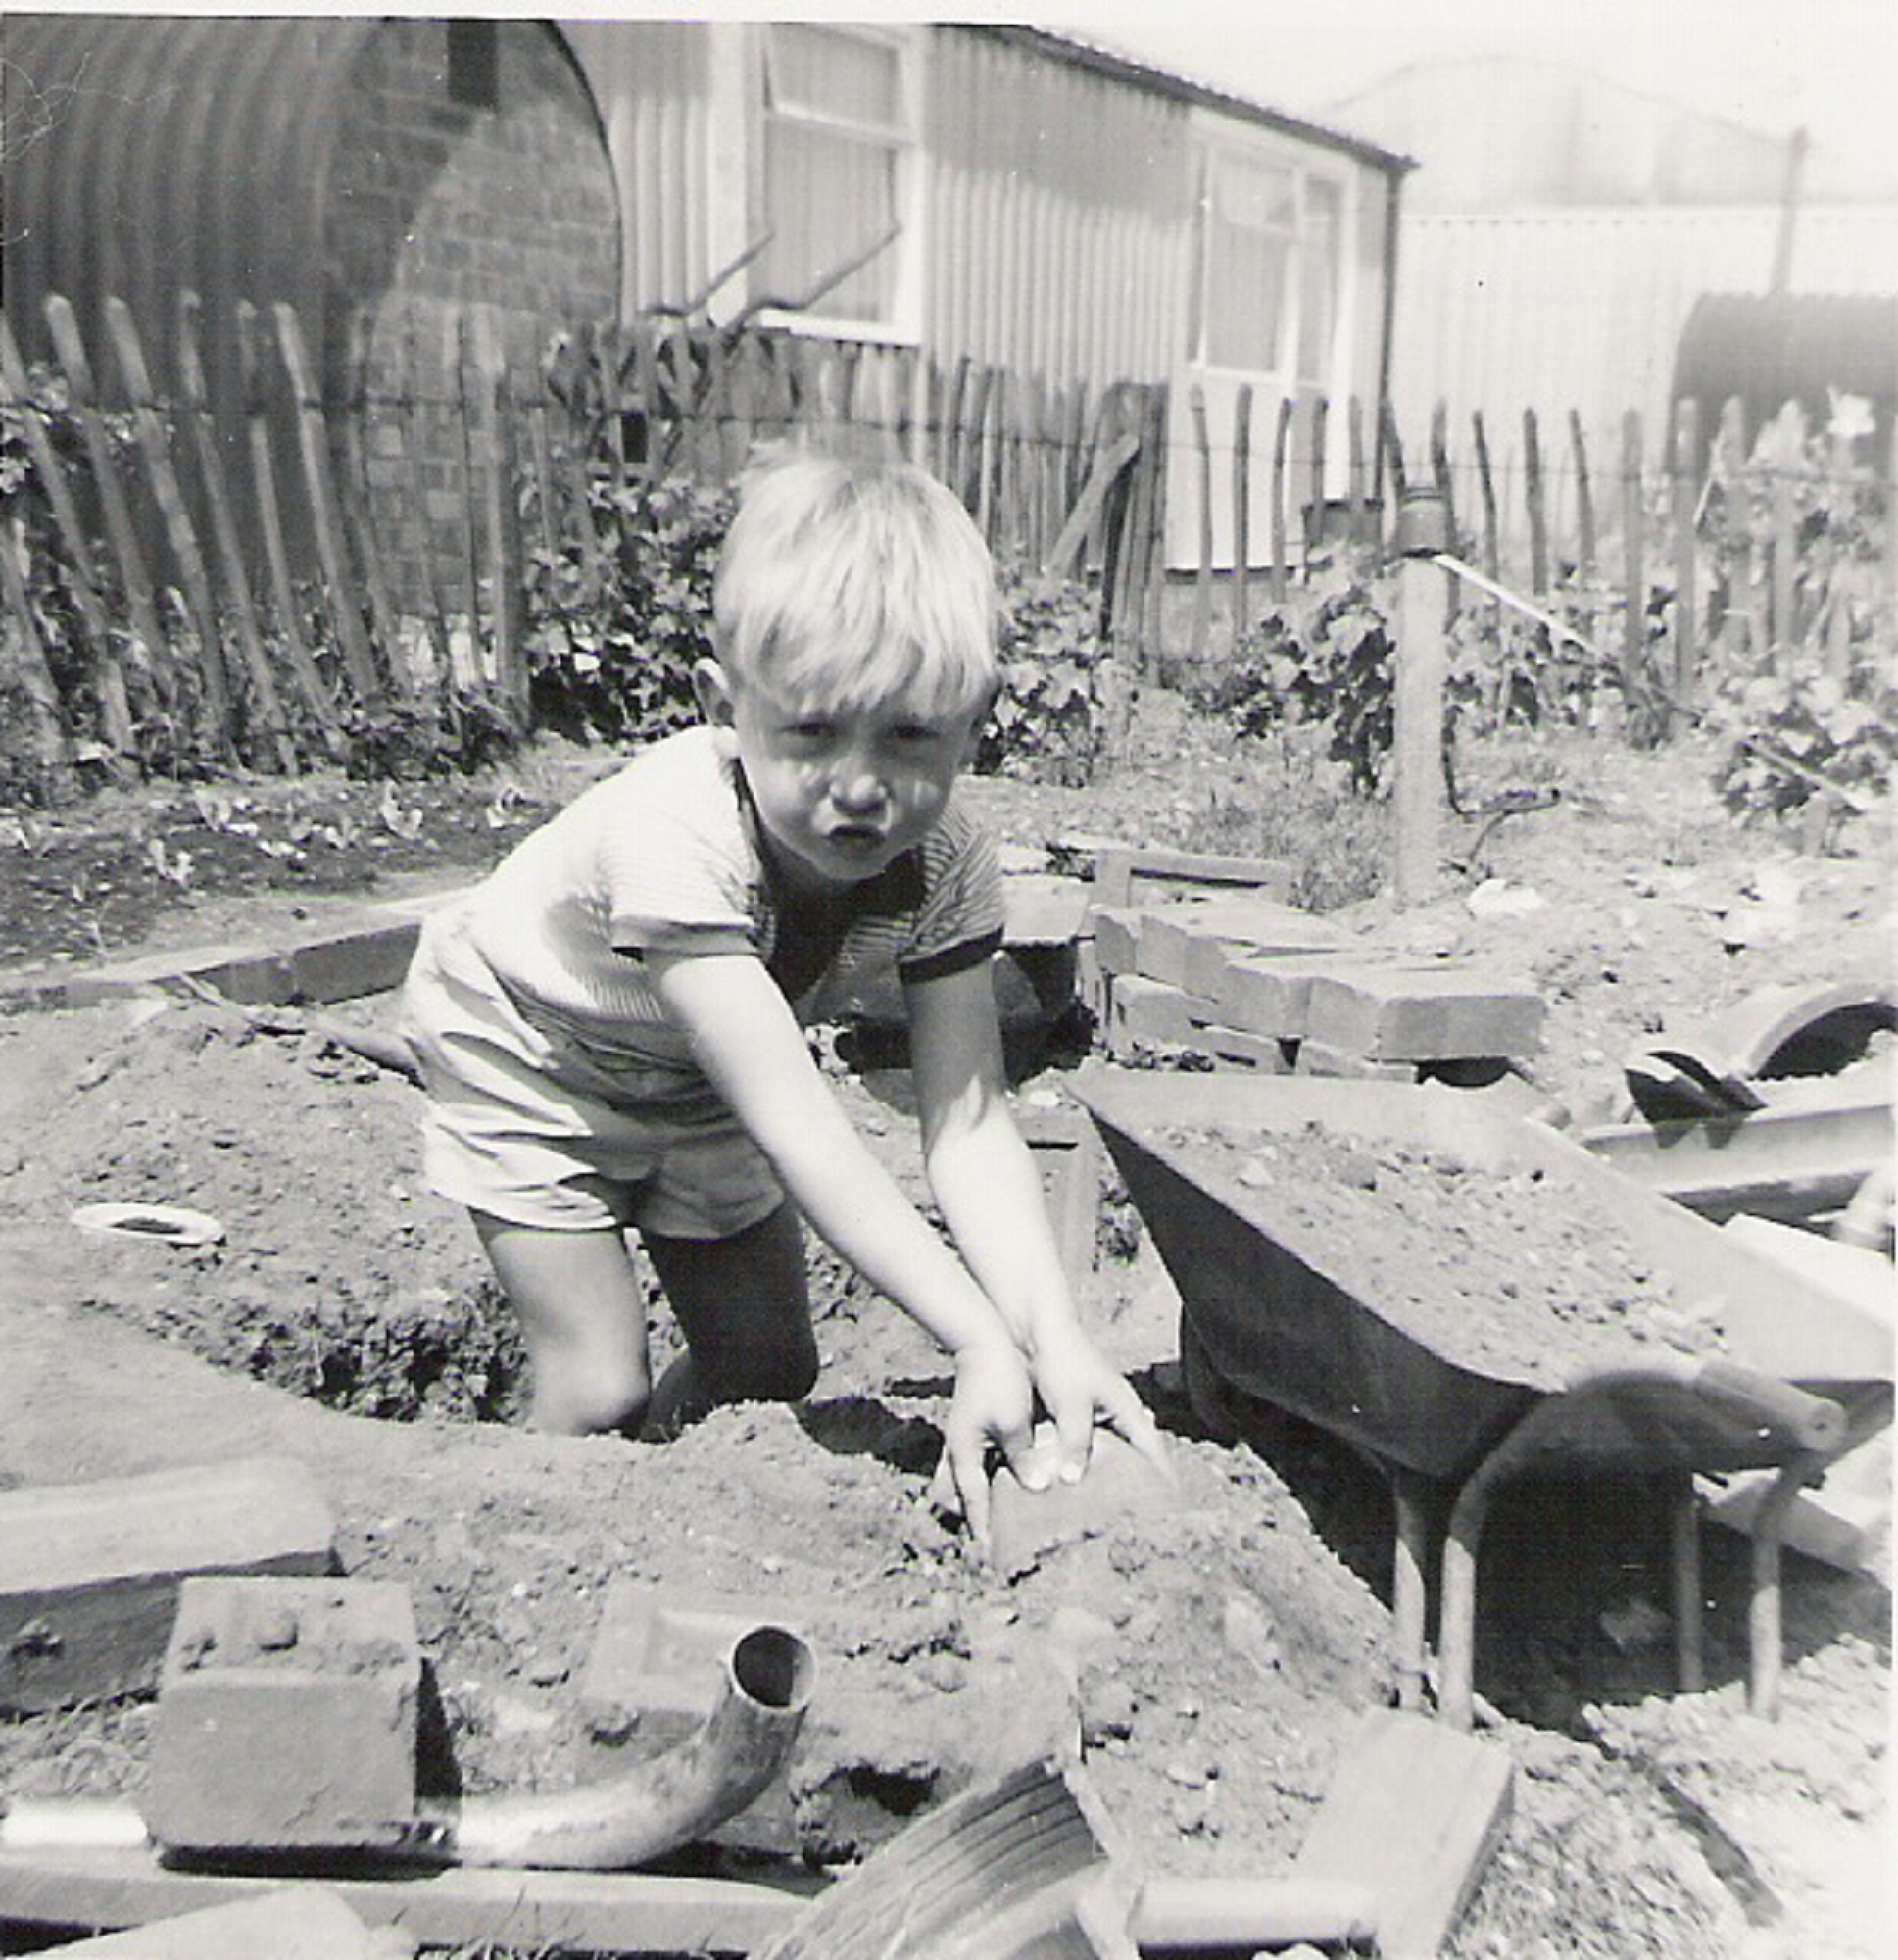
0,1458,336,1713
1094,844,1295,909
284,923,423,1004
1075,938,1109,1032
1304,966,1545,1062
38,1885,404,1958
1020,1103,1103,1283
145,1577,422,1855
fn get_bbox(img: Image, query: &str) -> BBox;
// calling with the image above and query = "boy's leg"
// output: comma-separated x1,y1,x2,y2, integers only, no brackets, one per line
471,1210,654,1436
641,1200,818,1435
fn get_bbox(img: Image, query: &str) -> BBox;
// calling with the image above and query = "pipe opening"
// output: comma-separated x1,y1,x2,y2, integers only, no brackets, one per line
732,1625,813,1711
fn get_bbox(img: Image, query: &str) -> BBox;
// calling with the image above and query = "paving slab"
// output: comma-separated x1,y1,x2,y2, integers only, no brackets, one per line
1304,964,1545,1062
36,1884,405,1958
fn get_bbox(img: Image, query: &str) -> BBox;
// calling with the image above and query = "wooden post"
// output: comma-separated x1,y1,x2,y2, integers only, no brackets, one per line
1522,408,1548,596
388,309,453,689
1189,382,1213,661
1569,409,1596,585
177,292,296,770
43,294,173,714
0,523,78,785
276,300,381,703
1471,410,1500,582
471,306,525,722
1380,400,1409,505
1231,382,1253,644
104,297,234,752
1670,395,1701,723
1392,491,1451,906
1307,391,1329,574
447,308,486,684
339,312,412,697
0,313,136,761
1347,395,1367,516
238,302,343,750
1429,401,1459,622
1770,399,1804,656
1268,394,1291,605
1621,407,1647,710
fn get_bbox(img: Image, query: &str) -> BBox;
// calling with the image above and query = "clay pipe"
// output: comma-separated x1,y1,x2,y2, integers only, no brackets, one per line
414,1623,814,1871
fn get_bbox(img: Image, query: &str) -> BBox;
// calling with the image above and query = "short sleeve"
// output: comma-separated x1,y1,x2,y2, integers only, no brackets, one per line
898,802,1005,980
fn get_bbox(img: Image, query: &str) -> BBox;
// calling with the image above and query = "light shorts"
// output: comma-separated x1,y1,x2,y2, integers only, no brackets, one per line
398,909,784,1241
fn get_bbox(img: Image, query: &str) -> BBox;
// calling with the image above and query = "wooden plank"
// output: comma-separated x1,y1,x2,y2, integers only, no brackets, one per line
1471,409,1500,584
1268,393,1291,603
1292,1707,1513,1960
0,314,136,761
104,297,234,751
42,295,175,720
275,301,381,703
338,310,412,698
391,306,454,683
1188,382,1212,659
0,521,75,781
1569,408,1596,582
236,302,344,752
177,292,296,771
0,1846,806,1956
1044,430,1139,578
1522,406,1548,595
448,308,487,686
470,305,524,719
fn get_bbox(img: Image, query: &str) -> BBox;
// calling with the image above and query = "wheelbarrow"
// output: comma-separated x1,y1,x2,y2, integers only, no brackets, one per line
1074,1068,1893,1728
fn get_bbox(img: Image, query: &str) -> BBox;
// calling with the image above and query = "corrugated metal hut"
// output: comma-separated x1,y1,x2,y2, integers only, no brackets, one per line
2,14,618,585
559,20,1413,569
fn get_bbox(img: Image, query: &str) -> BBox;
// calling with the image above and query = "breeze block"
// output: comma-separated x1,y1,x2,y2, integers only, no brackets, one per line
144,1576,422,1857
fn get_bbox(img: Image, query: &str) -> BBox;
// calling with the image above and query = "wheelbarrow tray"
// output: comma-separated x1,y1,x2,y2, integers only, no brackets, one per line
1076,1070,1892,1485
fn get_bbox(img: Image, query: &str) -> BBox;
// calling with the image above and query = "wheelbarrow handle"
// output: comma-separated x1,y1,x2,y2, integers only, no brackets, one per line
1690,1359,1846,1452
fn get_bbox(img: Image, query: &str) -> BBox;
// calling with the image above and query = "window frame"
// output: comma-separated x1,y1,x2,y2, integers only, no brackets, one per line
744,21,924,344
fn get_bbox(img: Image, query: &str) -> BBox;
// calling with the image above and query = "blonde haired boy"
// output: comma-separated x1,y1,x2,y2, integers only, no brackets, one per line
402,449,1162,1546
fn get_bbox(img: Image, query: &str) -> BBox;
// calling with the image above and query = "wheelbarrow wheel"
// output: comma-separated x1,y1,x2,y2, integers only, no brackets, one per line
1180,1316,1242,1446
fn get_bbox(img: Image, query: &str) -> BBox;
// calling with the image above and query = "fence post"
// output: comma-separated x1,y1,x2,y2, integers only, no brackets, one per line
1522,408,1548,596
340,309,413,699
1621,407,1647,717
1392,490,1452,907
471,306,526,722
0,524,75,783
43,294,175,719
1268,395,1291,605
1670,395,1700,725
177,291,296,770
1231,383,1253,645
0,313,137,764
1189,382,1213,661
1471,410,1500,584
1430,401,1459,622
1770,399,1804,658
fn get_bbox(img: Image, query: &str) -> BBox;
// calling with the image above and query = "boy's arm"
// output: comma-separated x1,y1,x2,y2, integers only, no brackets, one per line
905,960,1165,1482
644,947,1040,1535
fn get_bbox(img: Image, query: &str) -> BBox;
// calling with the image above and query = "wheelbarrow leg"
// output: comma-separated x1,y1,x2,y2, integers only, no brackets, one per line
1389,1471,1434,1712
1747,1452,1827,1720
1437,1478,1487,1733
1668,1475,1705,1693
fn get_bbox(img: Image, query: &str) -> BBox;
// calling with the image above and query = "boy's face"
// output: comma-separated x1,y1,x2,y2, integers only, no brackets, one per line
695,660,981,894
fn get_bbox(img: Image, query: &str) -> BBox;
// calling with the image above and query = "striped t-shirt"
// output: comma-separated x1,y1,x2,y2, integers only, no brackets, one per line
458,724,1004,1074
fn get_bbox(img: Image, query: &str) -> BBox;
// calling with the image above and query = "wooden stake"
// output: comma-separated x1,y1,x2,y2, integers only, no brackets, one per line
392,307,455,683
1621,408,1647,710
1231,382,1253,643
0,314,136,762
447,308,487,685
176,292,296,770
339,311,413,698
1522,407,1548,595
1770,399,1804,655
275,301,381,703
1471,409,1500,582
0,525,76,783
471,306,525,721
1670,395,1701,723
1269,394,1291,605
237,302,344,752
1392,492,1451,906
1189,383,1212,661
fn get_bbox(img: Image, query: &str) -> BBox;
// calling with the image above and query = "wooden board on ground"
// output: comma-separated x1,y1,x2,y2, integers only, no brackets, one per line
1292,1706,1514,1959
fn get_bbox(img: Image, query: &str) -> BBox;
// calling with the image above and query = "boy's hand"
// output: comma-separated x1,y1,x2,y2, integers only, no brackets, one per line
943,1334,1039,1554
1028,1323,1170,1487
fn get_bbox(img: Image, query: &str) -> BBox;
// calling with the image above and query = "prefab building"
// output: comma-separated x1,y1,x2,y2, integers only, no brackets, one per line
2,17,1408,594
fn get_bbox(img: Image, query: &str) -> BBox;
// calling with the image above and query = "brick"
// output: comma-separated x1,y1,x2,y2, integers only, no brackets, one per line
1179,903,1359,1000
1088,905,1142,977
1197,1024,1296,1073
988,1429,1188,1579
1293,1038,1419,1082
1001,873,1090,948
1094,844,1295,909
1105,975,1212,1054
1216,956,1389,1041
38,1885,393,1957
146,1577,422,1855
0,1458,336,1713
1304,966,1545,1062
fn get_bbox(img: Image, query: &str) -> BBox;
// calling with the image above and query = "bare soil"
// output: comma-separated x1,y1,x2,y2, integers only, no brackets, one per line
0,688,1890,1957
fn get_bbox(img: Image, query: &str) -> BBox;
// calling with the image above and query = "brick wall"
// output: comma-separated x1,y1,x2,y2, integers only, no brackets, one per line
324,20,619,628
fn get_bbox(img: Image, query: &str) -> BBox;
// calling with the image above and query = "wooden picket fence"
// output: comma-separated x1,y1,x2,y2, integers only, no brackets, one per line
0,293,1169,787
1173,382,1897,725
5,282,1891,792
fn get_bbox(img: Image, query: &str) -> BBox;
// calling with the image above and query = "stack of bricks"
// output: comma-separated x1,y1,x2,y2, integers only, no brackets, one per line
1080,846,1545,1083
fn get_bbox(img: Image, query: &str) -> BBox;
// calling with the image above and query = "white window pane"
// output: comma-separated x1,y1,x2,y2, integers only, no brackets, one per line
762,120,896,317
768,24,901,129
1299,179,1341,382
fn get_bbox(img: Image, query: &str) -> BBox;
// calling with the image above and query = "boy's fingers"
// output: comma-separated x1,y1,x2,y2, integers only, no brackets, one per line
1052,1401,1095,1484
1103,1384,1173,1473
949,1433,992,1551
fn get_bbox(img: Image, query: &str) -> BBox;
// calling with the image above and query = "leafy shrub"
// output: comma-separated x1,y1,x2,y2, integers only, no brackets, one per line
1705,651,1897,827
975,566,1111,786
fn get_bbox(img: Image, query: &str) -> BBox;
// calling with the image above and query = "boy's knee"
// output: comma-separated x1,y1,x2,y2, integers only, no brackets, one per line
533,1356,653,1438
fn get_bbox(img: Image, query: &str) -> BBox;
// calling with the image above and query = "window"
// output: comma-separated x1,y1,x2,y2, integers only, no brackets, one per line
1298,178,1343,387
756,24,915,330
447,20,498,110
1201,152,1296,371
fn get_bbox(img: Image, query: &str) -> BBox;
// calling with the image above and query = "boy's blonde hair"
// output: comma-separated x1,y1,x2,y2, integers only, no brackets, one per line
712,448,998,719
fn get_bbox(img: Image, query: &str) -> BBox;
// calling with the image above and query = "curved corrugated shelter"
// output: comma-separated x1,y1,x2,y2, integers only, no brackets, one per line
2,14,619,593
